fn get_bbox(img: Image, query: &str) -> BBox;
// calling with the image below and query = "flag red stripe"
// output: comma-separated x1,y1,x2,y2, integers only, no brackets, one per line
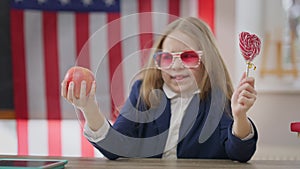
75,13,90,68
10,10,28,120
198,0,215,33
42,12,62,156
138,0,153,67
75,13,95,157
107,13,124,121
16,120,28,155
11,10,29,155
81,122,95,157
43,12,61,120
48,120,62,156
168,0,180,22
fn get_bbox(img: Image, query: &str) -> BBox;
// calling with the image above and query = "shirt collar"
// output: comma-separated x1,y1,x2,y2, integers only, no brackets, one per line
163,83,200,99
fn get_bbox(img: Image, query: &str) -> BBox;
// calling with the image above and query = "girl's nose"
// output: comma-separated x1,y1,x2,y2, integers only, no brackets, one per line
171,57,184,69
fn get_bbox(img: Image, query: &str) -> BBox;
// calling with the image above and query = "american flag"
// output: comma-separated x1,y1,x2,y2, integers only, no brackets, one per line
8,0,215,157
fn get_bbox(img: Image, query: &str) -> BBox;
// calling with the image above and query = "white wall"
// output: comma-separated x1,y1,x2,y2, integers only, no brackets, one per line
215,0,237,81
252,93,300,160
216,0,300,160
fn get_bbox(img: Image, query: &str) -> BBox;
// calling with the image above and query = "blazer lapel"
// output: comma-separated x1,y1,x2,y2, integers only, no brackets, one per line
155,95,171,135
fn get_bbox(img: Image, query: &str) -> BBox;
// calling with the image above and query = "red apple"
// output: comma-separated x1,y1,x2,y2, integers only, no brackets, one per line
64,66,95,99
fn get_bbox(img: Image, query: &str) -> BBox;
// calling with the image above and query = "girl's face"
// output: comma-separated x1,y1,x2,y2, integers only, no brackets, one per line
160,31,202,94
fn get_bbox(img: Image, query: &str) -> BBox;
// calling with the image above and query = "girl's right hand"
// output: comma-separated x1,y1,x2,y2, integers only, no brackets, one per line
61,80,97,111
62,80,105,132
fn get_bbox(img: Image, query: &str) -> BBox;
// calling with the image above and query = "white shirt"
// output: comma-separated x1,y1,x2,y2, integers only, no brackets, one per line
161,83,199,159
84,84,254,159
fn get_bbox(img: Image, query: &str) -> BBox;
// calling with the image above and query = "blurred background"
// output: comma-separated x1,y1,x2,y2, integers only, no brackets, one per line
0,0,299,160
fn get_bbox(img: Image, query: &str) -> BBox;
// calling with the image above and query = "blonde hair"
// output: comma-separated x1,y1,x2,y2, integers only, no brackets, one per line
139,17,233,108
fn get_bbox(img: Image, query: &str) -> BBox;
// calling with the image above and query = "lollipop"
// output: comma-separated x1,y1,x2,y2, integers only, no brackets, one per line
239,32,261,76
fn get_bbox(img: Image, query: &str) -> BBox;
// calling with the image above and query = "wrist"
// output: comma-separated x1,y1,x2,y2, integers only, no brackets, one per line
232,113,247,121
81,101,104,131
232,116,251,139
81,101,98,113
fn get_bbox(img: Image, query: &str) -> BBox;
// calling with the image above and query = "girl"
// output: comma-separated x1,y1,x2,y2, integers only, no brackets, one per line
61,17,257,162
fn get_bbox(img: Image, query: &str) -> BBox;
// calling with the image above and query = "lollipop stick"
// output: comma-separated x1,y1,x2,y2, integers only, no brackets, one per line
245,61,256,77
246,61,250,77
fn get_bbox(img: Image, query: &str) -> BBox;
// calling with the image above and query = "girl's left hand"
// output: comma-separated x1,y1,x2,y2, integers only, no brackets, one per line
231,72,257,119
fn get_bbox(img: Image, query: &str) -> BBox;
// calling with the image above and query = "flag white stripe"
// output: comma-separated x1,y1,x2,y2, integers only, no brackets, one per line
121,0,141,97
179,0,188,17
58,12,77,119
25,11,47,119
89,13,107,72
152,0,169,39
180,0,198,17
61,120,81,156
189,0,198,17
28,120,48,155
89,13,112,119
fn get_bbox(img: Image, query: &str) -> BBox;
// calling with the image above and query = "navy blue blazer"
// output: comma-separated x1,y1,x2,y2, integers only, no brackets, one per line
90,80,258,162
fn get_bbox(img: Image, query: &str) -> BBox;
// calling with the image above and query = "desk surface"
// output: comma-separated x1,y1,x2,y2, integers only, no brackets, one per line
1,156,300,169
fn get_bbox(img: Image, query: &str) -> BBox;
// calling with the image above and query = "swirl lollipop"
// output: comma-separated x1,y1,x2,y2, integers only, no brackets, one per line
239,32,261,76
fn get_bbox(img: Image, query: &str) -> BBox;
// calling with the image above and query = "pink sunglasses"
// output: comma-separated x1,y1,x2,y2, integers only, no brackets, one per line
153,50,203,69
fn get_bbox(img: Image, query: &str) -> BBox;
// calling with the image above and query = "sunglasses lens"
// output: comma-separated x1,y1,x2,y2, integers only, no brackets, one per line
154,51,201,69
155,52,173,68
180,51,199,67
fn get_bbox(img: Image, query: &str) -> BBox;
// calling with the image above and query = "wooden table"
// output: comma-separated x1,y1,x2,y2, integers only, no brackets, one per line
1,155,300,169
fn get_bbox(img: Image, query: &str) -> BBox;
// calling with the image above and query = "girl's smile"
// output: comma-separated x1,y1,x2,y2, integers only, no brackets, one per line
171,74,190,81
